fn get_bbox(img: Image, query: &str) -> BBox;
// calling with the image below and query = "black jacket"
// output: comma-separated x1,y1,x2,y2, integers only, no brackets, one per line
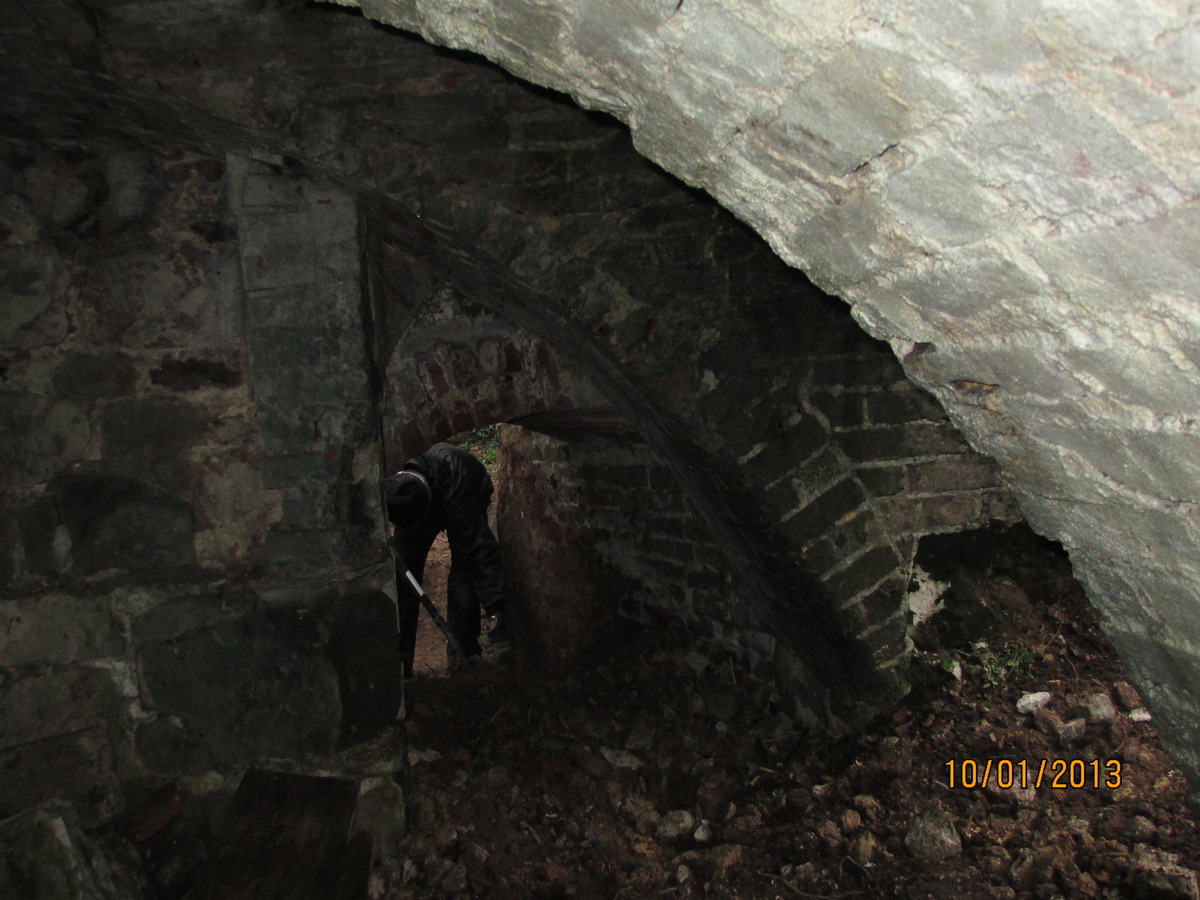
384,443,504,612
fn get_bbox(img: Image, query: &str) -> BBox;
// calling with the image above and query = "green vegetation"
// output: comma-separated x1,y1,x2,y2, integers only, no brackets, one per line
447,424,499,474
938,640,1037,688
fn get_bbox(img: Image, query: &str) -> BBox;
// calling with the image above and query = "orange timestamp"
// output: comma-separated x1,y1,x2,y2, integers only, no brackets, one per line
944,758,1122,790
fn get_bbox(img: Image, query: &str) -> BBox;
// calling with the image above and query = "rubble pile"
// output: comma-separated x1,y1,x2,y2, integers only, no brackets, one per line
384,584,1200,899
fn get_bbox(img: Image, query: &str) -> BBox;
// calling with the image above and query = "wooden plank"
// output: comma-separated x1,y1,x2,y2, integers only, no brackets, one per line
186,769,362,900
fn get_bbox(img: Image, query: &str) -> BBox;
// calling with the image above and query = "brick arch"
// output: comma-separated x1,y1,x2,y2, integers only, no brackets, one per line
370,194,1015,725
380,287,609,468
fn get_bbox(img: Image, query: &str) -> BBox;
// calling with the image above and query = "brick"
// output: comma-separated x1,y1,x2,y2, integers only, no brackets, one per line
791,447,847,499
861,583,906,626
836,600,870,633
811,392,865,429
647,466,682,491
878,494,983,536
982,490,1023,523
800,536,843,573
907,457,1003,494
857,465,905,497
839,424,970,463
860,612,909,660
779,478,866,547
821,544,903,601
865,390,949,425
742,437,825,485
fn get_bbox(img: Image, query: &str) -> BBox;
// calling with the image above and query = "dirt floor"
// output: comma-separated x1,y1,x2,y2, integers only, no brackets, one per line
386,538,1200,899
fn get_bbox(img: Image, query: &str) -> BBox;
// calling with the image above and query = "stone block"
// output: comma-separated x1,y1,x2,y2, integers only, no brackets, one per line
16,494,63,577
100,397,205,458
251,363,370,408
255,402,375,456
0,800,141,900
149,357,241,391
52,353,139,398
261,452,346,489
810,354,904,390
0,392,90,488
0,728,123,828
237,206,359,291
99,149,162,234
790,446,847,499
138,605,342,764
134,716,211,776
245,283,362,330
51,473,196,574
249,326,358,371
0,593,124,666
861,611,909,662
861,584,906,628
0,193,40,245
811,392,865,429
879,494,983,537
132,592,236,646
322,590,403,748
0,667,123,748
263,528,350,576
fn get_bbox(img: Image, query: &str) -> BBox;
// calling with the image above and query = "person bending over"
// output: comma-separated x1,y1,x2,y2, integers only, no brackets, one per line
384,442,509,676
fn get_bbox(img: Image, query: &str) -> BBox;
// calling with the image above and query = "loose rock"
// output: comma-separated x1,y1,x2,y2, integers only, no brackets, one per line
904,811,962,862
1017,691,1053,714
656,809,695,840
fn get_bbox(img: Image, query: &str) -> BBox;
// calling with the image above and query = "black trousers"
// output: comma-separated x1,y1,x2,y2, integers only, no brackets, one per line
394,518,490,676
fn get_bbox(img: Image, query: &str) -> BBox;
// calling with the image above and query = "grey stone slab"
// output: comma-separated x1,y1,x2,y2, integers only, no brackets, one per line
138,606,342,765
261,453,346,489
248,326,364,371
237,207,359,292
245,282,363,330
0,594,124,666
100,397,206,457
132,593,235,646
0,668,123,748
251,365,372,411
51,474,196,575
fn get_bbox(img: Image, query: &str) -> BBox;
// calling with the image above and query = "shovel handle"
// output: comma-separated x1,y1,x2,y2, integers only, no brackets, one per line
402,567,466,660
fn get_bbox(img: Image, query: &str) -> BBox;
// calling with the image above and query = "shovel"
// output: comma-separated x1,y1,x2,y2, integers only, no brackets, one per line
400,567,466,661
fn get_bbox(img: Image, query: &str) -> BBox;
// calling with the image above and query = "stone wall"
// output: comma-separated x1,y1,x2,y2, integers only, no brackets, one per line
0,1,1027,748
0,142,401,826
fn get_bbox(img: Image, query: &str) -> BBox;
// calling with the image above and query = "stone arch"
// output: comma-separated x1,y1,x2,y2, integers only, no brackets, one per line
332,0,1200,801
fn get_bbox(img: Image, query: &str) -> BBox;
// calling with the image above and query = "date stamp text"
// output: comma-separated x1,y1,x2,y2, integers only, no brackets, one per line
944,759,1122,790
